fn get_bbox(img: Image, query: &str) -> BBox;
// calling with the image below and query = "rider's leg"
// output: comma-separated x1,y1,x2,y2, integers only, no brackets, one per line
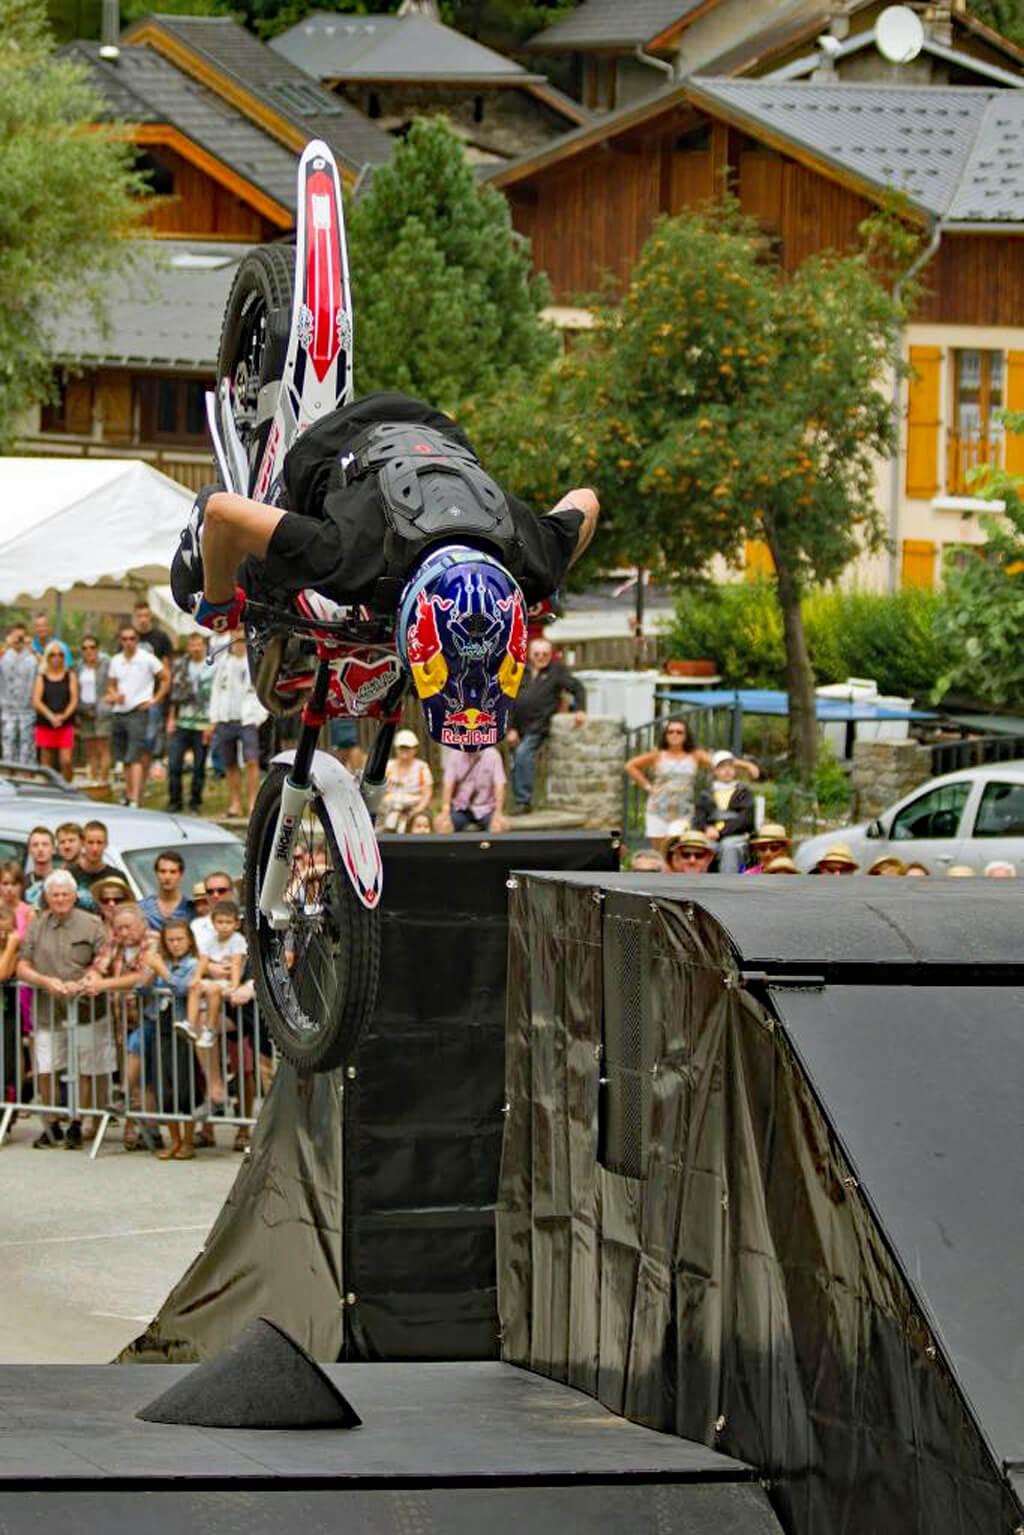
202,494,288,605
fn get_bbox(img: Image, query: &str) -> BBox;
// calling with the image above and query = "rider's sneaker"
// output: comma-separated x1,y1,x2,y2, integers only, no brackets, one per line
170,484,217,612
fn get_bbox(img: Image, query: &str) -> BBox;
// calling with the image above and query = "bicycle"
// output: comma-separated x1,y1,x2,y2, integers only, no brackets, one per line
205,139,395,1074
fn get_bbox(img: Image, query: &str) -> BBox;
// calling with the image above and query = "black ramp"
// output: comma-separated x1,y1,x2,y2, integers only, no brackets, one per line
544,872,1024,971
773,982,1024,1470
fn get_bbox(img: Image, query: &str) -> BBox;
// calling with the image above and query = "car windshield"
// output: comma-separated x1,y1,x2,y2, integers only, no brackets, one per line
120,842,244,897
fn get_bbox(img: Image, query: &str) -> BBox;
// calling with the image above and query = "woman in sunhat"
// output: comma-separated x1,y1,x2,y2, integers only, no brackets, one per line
742,823,792,875
813,843,859,875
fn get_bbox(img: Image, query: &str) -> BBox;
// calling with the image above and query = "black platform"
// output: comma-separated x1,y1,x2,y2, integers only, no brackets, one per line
0,1361,782,1532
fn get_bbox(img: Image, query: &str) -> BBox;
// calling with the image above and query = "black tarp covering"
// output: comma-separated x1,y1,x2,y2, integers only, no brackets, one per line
497,876,1023,1535
342,831,620,1361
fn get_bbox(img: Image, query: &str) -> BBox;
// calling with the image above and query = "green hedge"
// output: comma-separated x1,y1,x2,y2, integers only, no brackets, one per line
664,583,955,701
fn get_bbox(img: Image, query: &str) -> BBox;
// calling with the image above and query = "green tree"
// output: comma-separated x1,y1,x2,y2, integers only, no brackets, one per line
933,418,1024,706
474,203,909,781
0,0,143,445
969,0,1024,48
348,115,558,409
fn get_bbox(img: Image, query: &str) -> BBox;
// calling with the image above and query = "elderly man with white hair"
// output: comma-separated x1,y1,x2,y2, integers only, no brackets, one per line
16,869,109,1148
983,860,1017,878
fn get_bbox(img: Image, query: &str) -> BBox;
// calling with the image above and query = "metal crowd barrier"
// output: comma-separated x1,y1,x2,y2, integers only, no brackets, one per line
0,980,271,1159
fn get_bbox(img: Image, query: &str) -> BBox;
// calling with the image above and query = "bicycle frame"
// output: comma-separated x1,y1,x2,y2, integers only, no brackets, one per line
253,607,405,927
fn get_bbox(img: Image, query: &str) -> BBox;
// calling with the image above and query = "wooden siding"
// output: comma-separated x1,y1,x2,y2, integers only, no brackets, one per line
139,143,280,241
506,118,1024,322
508,142,662,297
914,234,1024,327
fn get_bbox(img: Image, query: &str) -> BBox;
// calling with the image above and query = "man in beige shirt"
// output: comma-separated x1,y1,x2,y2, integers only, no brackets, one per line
18,870,107,1148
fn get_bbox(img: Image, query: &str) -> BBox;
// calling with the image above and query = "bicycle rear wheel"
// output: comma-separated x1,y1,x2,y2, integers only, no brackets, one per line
217,245,295,493
245,767,380,1073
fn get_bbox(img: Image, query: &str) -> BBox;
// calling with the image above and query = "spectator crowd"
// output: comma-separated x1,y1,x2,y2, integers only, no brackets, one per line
1,830,265,1157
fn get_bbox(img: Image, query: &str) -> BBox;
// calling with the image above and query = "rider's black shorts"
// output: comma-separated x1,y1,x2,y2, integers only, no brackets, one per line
257,499,583,609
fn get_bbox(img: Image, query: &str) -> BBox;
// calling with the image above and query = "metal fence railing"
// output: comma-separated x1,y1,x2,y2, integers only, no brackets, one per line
0,981,269,1158
930,733,1024,778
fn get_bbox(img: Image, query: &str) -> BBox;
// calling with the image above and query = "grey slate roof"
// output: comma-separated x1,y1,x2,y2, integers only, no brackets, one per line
271,11,543,83
948,93,1024,220
524,0,705,51
50,241,255,371
689,78,999,219
128,15,393,173
65,42,301,212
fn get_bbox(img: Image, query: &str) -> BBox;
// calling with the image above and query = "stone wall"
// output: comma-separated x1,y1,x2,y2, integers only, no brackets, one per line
851,739,933,820
543,714,627,827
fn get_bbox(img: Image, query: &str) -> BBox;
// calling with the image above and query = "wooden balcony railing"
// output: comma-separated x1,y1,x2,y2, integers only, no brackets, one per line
946,431,1003,495
16,435,215,493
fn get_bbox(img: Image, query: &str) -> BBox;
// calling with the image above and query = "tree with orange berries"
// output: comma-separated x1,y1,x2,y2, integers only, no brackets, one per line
472,202,909,782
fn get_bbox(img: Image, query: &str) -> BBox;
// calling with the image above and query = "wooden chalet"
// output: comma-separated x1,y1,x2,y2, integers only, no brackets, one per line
269,10,589,164
21,16,392,485
523,0,1024,111
491,77,1024,589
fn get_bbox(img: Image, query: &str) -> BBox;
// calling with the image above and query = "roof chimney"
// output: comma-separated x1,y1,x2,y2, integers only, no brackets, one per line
99,0,120,61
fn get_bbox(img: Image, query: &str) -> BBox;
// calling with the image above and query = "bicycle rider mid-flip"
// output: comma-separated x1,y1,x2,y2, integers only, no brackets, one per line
170,390,598,752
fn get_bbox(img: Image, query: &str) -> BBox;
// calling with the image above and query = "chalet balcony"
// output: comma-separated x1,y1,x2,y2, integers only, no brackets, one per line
946,431,1003,495
16,434,215,494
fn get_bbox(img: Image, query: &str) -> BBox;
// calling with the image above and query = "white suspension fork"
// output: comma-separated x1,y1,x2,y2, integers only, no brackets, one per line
259,776,313,931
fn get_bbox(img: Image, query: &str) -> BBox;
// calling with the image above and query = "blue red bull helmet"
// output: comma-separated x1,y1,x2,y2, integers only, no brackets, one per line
396,544,528,750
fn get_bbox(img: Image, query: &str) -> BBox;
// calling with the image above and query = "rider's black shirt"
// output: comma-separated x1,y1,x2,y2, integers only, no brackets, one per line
248,392,583,608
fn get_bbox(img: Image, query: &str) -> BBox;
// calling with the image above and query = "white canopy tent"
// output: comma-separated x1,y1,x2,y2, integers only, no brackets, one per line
0,458,193,606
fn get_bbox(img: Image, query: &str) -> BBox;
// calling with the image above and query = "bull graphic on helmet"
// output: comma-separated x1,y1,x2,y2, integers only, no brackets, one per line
397,545,527,751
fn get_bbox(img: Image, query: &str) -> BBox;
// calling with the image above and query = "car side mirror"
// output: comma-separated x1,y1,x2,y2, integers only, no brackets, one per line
865,819,883,840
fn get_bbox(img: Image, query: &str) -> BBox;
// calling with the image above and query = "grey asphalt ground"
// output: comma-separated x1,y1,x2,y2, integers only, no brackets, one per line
0,1118,239,1362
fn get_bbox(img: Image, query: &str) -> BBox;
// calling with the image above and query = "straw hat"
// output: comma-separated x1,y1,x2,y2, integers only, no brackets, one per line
750,822,790,848
192,880,209,899
762,855,800,875
665,827,712,857
867,856,905,876
89,875,132,904
814,843,858,871
946,864,976,878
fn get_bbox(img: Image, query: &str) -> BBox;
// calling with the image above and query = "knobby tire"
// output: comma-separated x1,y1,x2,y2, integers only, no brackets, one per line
245,767,380,1073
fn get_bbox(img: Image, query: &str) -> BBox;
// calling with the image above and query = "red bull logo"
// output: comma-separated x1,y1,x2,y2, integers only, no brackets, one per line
496,590,527,698
442,706,498,748
406,589,452,700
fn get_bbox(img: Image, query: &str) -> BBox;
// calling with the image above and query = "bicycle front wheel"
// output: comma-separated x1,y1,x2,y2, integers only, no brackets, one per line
245,767,380,1073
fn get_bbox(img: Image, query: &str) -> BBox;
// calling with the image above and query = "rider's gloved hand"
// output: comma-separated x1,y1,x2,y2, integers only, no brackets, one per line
194,587,246,633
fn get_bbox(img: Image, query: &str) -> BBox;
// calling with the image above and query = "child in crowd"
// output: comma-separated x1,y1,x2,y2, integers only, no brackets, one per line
183,899,247,1115
148,919,199,1160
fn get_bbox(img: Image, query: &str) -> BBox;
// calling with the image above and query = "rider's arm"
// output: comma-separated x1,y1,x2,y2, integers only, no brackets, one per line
548,488,599,567
202,493,288,605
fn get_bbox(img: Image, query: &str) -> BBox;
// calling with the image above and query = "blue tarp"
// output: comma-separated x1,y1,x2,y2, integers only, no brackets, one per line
655,687,935,721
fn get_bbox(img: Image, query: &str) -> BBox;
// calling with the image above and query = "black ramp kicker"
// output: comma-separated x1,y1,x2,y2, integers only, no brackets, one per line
772,982,1024,1475
136,1317,361,1428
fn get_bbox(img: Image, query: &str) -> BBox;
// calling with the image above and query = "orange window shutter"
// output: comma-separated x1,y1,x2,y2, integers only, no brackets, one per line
744,539,773,580
901,538,936,589
1004,351,1024,476
905,346,941,498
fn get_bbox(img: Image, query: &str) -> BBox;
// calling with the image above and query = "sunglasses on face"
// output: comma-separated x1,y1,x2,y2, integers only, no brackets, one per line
672,849,706,861
205,885,232,896
100,895,126,905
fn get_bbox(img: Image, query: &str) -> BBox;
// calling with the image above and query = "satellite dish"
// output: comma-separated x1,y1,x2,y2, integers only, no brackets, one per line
875,5,925,64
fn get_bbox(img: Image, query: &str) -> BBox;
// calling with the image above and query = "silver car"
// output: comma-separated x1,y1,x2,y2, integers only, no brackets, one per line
0,779,243,895
795,764,1024,875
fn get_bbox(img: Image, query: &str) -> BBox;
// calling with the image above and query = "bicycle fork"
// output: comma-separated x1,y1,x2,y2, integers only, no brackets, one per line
259,660,330,932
